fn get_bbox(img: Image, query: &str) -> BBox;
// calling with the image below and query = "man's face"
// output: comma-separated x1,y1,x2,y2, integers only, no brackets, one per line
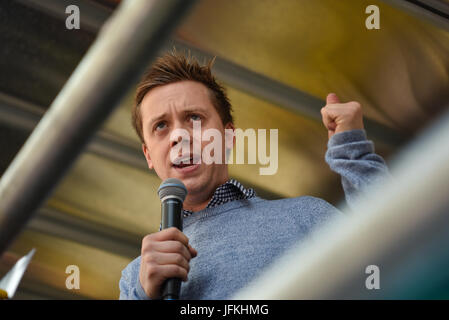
140,80,234,197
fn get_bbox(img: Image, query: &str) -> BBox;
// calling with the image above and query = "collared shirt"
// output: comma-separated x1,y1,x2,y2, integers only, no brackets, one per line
182,178,256,217
159,178,256,231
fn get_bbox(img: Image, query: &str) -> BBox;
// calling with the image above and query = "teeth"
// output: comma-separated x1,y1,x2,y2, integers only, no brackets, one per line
174,156,193,166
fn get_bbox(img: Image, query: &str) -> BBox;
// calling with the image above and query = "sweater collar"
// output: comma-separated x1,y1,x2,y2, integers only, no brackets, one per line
182,178,256,217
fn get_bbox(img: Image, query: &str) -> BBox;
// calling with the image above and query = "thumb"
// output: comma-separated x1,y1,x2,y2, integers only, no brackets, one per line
326,93,340,104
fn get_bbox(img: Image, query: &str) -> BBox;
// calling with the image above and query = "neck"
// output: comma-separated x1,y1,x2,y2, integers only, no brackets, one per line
183,197,210,213
183,175,229,212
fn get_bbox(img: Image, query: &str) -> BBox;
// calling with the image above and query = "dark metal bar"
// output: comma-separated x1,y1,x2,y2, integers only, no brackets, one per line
29,207,141,258
381,0,449,31
0,0,198,256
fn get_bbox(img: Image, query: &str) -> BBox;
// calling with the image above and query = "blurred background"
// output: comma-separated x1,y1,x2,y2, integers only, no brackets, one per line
0,0,448,299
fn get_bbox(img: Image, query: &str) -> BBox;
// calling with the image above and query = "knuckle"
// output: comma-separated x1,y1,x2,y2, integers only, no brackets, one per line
177,266,187,277
147,264,158,278
147,241,155,250
350,101,361,110
142,240,155,253
168,265,180,277
143,253,155,264
175,254,184,265
167,227,178,236
174,241,184,252
142,234,151,246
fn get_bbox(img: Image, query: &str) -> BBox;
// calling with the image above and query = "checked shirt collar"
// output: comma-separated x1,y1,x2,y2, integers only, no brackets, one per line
182,178,256,217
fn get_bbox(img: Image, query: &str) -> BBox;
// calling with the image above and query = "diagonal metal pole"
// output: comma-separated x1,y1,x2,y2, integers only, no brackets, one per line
0,0,197,256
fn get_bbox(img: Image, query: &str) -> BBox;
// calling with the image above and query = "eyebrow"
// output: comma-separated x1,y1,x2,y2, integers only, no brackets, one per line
148,113,167,127
148,108,208,127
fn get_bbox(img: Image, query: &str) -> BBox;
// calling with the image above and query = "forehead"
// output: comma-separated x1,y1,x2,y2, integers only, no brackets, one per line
140,80,215,119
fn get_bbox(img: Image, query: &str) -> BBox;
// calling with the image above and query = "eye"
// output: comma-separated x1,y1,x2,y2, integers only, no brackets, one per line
155,121,166,131
189,114,201,121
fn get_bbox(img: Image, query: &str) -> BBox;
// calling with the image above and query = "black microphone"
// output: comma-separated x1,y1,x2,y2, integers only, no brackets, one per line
157,178,187,300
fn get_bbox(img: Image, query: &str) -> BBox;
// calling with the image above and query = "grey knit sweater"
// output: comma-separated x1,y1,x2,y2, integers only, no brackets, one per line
119,129,389,299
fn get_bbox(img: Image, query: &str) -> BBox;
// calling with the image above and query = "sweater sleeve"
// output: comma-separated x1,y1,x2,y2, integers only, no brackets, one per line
325,129,390,209
119,257,151,300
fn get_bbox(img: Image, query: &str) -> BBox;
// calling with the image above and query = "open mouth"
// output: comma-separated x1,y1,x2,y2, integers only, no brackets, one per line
172,155,195,168
173,155,200,175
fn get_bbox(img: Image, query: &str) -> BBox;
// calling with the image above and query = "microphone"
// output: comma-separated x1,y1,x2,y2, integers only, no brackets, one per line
157,178,188,300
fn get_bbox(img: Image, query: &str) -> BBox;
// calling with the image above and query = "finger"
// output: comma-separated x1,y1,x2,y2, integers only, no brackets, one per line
152,252,190,271
156,264,189,282
321,107,336,129
326,93,340,105
150,227,190,247
148,240,193,261
327,122,337,131
322,104,349,120
188,244,198,258
321,108,337,140
161,264,189,282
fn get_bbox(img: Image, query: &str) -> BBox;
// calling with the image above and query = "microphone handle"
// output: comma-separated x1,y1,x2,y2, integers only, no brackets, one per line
161,198,183,300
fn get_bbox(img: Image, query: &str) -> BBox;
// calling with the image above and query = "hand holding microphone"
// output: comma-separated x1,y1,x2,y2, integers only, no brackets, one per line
139,178,197,300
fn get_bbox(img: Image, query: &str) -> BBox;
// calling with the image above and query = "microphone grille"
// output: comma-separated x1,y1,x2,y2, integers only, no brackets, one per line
158,178,187,202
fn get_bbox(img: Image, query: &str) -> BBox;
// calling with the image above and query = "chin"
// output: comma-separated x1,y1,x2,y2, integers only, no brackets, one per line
182,173,213,195
179,176,203,193
163,164,213,195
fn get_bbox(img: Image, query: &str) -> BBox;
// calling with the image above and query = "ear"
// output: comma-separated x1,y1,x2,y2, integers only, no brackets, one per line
142,143,154,170
224,122,235,150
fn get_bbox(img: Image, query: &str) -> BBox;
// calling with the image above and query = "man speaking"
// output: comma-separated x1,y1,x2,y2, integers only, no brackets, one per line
119,51,389,300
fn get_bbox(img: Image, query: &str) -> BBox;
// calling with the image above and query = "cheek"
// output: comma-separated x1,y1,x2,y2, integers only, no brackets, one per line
200,132,227,163
147,144,168,169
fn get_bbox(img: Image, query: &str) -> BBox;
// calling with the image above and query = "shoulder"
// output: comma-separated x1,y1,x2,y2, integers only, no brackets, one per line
295,195,340,212
258,195,338,212
256,195,342,224
247,196,344,241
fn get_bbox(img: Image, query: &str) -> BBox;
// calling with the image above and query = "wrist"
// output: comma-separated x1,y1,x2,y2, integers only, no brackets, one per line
137,274,151,300
328,129,367,148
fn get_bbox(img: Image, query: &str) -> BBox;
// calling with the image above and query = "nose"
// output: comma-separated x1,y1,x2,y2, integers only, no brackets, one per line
170,135,182,148
169,121,193,150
